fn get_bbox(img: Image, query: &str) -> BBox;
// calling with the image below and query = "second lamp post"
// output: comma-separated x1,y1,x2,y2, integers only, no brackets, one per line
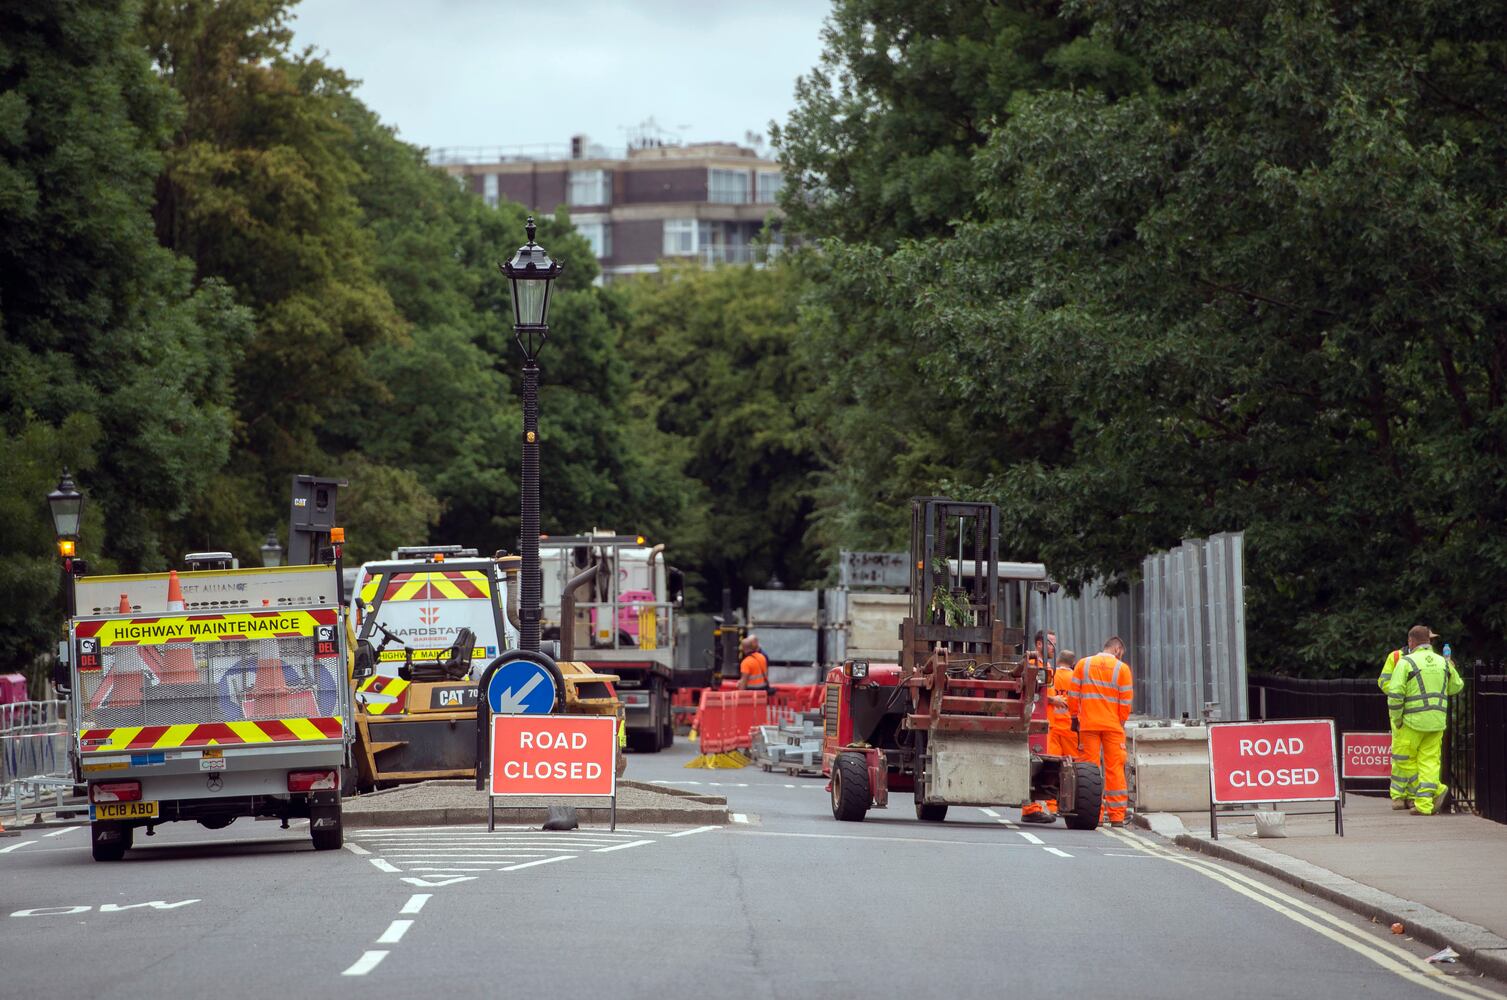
501,217,563,654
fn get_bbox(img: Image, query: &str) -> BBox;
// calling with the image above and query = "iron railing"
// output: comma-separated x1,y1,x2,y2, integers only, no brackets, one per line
1249,665,1504,824
1,700,71,821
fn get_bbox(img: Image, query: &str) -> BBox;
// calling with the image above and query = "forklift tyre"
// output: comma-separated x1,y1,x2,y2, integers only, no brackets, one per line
831,753,871,822
90,821,131,862
1063,761,1104,831
915,802,948,822
627,730,660,753
311,799,343,851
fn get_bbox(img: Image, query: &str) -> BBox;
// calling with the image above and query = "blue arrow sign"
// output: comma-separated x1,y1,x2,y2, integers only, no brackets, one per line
486,658,557,715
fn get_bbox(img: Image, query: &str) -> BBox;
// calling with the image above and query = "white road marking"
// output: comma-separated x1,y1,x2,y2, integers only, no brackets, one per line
1103,829,1500,1000
732,829,1040,849
400,875,475,887
376,919,413,944
501,855,575,872
593,839,653,853
785,783,796,788
343,843,371,856
979,808,1001,818
408,867,494,872
400,894,431,915
666,825,720,838
0,841,37,854
730,813,749,824
370,859,401,873
1016,831,1044,845
43,826,80,838
1044,847,1072,858
342,951,388,976
375,850,562,856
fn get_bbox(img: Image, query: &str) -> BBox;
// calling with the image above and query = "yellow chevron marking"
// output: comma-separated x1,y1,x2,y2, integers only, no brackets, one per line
282,718,325,740
227,720,273,744
155,724,198,749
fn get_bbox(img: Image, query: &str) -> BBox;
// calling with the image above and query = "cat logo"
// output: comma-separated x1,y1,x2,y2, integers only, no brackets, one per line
429,686,479,710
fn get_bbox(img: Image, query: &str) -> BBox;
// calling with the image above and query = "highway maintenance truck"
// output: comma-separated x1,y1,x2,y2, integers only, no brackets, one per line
540,532,684,752
349,545,621,787
67,559,354,860
822,498,1104,827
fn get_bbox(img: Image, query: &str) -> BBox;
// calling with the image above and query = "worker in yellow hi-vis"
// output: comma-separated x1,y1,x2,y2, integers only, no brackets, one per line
1384,625,1463,816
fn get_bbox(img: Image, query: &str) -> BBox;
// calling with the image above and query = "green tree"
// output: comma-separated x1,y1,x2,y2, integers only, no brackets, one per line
0,1,249,668
616,263,823,604
844,0,1507,671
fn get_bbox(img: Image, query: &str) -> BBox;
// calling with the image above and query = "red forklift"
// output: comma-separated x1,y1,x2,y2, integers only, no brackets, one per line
821,498,1103,828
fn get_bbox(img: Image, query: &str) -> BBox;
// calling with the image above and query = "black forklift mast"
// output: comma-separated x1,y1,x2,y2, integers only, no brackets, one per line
907,498,1003,660
288,474,347,567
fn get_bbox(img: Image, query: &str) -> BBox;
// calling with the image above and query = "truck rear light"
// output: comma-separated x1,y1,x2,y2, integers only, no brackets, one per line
287,769,338,792
90,780,141,803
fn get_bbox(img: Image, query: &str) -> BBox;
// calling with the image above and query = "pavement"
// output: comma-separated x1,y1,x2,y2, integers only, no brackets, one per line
3,736,1505,998
1137,794,1507,979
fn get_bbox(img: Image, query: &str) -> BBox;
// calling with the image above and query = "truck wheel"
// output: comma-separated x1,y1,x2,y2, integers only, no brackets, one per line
831,753,870,822
915,802,949,822
627,730,658,753
1063,761,1104,831
311,800,343,851
658,686,674,750
90,821,130,862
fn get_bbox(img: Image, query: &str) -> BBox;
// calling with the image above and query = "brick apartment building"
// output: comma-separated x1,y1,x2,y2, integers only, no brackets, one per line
434,137,784,279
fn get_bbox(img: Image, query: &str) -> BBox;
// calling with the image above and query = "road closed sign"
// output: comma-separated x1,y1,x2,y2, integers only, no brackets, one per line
1341,732,1392,779
1208,719,1339,804
490,714,616,798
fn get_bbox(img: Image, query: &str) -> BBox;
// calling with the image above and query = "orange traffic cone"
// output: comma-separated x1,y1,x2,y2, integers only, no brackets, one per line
119,594,131,613
166,570,185,612
110,645,145,708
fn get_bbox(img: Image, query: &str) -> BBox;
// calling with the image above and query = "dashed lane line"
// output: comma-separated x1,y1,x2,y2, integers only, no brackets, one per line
666,825,721,838
1101,828,1501,1000
1016,831,1044,845
979,808,1001,818
369,859,401,874
593,840,653,853
376,920,413,945
43,826,80,838
343,843,371,856
342,951,388,977
399,894,430,916
501,856,575,872
0,841,37,854
730,813,749,824
1044,847,1073,858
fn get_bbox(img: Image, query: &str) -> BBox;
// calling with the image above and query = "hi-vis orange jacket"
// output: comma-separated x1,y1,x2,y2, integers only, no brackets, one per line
1066,653,1133,733
1046,664,1076,732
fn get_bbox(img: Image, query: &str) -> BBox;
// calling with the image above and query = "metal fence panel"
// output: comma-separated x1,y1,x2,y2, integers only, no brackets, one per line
1042,532,1248,722
2,700,71,822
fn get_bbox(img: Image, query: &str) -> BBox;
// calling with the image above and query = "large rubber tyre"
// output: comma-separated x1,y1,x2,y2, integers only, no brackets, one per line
1063,761,1104,831
831,753,871,822
90,821,130,862
311,800,343,851
916,802,949,822
626,730,659,753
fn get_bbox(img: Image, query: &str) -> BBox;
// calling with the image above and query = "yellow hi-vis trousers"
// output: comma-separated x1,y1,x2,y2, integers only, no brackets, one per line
1391,726,1446,814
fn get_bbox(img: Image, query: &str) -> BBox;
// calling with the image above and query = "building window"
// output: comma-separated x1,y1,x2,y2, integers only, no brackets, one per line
575,220,611,259
482,172,499,207
568,169,610,206
757,171,783,204
708,168,750,204
663,218,698,256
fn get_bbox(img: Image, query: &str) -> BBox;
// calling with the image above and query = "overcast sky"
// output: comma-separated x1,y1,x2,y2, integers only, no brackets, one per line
289,0,832,156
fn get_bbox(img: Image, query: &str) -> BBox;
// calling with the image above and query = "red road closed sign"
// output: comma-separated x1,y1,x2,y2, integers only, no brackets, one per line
1341,732,1392,779
1208,719,1339,804
489,714,617,798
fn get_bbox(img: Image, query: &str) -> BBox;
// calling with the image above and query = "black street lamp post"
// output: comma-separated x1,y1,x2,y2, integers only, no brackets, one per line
500,217,563,653
46,468,85,619
261,532,284,568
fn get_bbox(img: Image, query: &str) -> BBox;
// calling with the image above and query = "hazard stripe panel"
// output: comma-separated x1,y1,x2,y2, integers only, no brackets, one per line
77,609,337,645
79,716,344,753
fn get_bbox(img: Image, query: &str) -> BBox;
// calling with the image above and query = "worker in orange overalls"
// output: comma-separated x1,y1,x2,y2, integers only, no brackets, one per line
736,635,769,692
1022,647,1081,824
1020,631,1061,824
1066,636,1133,827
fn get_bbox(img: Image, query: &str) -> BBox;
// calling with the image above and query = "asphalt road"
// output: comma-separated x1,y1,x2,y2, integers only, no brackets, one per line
2,739,1502,1000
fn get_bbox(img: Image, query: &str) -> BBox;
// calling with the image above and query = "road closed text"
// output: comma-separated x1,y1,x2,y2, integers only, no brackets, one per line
490,714,617,798
1209,720,1339,804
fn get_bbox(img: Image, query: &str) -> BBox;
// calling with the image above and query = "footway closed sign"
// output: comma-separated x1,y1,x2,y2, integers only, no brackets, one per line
489,714,616,798
1208,719,1339,804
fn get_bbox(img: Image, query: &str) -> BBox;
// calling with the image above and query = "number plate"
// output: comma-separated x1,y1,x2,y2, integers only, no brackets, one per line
199,756,226,771
95,801,158,820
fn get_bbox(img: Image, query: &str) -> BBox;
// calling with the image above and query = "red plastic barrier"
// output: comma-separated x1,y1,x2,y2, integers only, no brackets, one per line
698,689,768,754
